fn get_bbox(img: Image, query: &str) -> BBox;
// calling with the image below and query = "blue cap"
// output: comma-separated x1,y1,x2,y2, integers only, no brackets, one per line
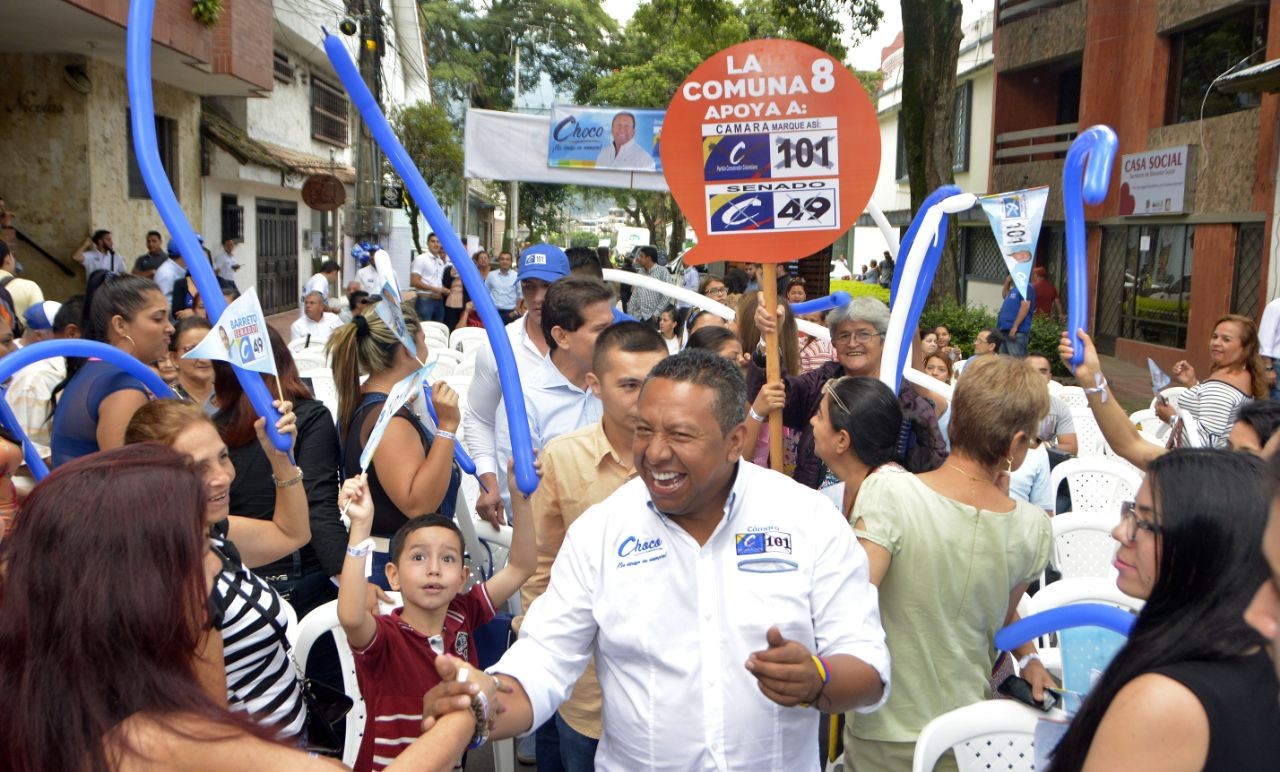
24,301,61,331
518,244,570,283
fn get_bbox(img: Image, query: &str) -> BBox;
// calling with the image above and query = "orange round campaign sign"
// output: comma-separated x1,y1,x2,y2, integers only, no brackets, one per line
661,39,880,266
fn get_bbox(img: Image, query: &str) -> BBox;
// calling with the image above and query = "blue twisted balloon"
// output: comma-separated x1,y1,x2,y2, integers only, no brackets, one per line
422,382,481,483
885,185,961,391
1063,125,1118,371
994,603,1136,652
323,32,538,495
0,339,176,480
790,291,851,316
126,0,289,453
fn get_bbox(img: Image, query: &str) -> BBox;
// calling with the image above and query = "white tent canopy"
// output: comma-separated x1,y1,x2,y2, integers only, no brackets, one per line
464,108,669,191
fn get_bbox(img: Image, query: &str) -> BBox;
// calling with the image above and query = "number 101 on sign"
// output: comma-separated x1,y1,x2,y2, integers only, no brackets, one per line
771,130,839,178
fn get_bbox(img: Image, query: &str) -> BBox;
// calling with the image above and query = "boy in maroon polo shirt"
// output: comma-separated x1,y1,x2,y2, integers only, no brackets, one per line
338,473,535,772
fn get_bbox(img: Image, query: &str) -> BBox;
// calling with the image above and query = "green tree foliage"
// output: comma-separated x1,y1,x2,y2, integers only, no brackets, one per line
419,0,617,112
387,102,463,253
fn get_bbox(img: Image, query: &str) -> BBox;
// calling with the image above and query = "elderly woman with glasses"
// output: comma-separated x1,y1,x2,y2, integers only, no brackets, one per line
1047,449,1280,771
749,295,947,489
844,355,1052,770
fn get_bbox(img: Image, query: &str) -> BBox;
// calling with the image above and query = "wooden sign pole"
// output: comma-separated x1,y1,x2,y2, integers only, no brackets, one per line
761,273,783,472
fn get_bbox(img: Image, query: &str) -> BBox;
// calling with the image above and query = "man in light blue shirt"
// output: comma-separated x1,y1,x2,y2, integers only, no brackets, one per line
486,250,520,323
523,277,615,450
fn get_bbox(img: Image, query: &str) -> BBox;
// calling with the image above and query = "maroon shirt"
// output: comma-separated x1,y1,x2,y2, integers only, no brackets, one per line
352,583,496,771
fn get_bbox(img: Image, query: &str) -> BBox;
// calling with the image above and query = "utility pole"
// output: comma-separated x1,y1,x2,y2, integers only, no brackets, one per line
354,0,384,245
508,43,521,254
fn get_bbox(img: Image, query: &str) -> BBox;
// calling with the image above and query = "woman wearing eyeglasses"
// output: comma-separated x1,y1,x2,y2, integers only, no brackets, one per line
845,355,1052,770
1047,449,1280,771
749,295,947,490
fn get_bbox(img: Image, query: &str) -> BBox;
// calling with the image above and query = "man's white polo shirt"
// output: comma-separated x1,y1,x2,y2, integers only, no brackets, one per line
493,461,890,771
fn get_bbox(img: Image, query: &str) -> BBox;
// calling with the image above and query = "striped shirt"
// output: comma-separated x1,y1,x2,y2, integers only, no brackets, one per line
1181,379,1252,448
209,522,306,739
352,583,496,771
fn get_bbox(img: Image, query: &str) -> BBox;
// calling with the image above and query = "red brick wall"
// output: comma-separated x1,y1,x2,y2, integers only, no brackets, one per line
215,0,273,92
68,0,212,62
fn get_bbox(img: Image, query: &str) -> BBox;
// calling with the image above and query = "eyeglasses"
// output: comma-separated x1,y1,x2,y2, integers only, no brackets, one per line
1119,500,1161,542
833,329,884,346
705,286,728,298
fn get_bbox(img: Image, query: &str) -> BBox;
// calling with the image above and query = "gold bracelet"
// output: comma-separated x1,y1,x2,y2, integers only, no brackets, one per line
272,467,304,488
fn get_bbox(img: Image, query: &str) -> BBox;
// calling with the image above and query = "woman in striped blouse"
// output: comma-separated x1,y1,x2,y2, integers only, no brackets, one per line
125,398,310,739
1155,314,1268,448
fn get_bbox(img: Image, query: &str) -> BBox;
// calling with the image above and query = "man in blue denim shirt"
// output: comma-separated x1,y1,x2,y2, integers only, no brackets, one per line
997,275,1036,358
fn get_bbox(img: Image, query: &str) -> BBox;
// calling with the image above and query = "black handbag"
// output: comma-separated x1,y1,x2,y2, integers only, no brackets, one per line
222,575,354,755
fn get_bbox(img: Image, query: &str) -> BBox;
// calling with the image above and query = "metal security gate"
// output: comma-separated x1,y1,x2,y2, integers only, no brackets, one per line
256,199,299,315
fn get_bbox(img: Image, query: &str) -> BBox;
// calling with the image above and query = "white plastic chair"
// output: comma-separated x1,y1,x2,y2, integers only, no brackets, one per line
912,700,1045,772
1173,404,1207,448
1056,385,1089,409
305,369,340,424
1049,457,1142,517
294,601,367,767
1026,576,1144,616
1068,407,1109,457
287,336,318,353
450,327,489,356
1128,408,1169,438
1050,511,1121,581
291,347,329,372
422,325,450,352
425,348,464,380
1149,385,1188,412
422,321,451,343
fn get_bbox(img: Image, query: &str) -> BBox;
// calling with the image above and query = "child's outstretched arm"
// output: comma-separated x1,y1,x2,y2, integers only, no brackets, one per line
337,474,379,649
481,460,537,608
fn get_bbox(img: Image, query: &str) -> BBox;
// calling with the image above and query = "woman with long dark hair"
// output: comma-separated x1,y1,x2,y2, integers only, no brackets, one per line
810,376,937,519
0,444,481,771
50,270,173,465
1048,450,1280,771
213,325,346,617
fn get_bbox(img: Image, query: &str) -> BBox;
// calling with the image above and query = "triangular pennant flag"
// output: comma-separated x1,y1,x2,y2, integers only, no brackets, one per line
370,248,417,358
184,287,279,376
1147,357,1171,394
359,366,428,472
978,186,1048,298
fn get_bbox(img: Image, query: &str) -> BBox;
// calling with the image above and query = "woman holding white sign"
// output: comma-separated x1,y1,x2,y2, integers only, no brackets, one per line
328,303,462,586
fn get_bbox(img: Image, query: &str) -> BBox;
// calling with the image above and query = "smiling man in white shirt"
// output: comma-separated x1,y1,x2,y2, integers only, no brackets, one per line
429,349,890,770
594,111,657,171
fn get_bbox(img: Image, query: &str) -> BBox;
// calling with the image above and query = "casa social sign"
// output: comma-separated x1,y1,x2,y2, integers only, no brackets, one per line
662,40,879,265
1119,145,1194,216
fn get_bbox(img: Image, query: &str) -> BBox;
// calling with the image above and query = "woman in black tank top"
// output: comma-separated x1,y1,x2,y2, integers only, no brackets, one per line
328,302,462,585
1047,450,1279,771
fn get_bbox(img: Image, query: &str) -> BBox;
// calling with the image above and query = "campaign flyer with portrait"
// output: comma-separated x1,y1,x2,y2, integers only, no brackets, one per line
547,105,664,173
661,39,879,265
183,287,278,376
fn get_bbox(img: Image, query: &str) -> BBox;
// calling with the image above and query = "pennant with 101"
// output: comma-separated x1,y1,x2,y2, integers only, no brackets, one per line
979,186,1047,298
